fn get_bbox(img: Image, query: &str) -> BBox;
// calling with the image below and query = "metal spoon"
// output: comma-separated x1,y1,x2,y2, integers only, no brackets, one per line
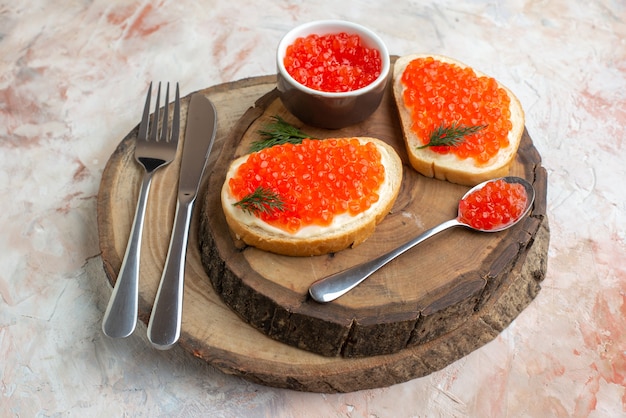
308,176,535,303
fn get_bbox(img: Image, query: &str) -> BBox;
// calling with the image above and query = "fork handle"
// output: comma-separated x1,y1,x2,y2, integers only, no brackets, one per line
102,172,153,338
147,197,194,350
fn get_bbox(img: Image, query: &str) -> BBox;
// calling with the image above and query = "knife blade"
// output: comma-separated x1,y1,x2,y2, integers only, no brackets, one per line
147,93,217,350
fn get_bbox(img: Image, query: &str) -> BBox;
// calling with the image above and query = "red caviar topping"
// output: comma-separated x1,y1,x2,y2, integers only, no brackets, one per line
284,32,382,92
229,138,385,233
401,57,513,164
458,179,528,230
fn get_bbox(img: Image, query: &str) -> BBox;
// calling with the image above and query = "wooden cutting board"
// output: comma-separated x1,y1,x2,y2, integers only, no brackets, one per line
98,70,549,392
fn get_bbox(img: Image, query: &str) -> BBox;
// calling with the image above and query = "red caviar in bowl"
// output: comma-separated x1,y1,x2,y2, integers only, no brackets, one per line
458,179,528,230
284,32,382,92
229,138,385,233
401,57,513,164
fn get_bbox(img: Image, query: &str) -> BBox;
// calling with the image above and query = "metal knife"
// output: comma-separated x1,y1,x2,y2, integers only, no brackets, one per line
147,93,217,350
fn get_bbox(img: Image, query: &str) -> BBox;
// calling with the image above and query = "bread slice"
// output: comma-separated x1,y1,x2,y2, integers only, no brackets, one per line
393,54,525,186
221,137,402,257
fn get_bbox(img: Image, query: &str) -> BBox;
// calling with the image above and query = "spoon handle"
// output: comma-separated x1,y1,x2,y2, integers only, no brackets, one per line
309,218,463,303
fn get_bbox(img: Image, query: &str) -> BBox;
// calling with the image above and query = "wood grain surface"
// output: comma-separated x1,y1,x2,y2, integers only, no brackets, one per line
200,76,548,359
97,70,549,392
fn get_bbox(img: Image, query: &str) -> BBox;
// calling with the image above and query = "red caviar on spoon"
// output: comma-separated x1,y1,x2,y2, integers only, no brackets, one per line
458,178,529,230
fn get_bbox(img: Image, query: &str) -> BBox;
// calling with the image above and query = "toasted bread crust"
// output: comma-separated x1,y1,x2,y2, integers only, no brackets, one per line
393,54,525,186
221,137,402,257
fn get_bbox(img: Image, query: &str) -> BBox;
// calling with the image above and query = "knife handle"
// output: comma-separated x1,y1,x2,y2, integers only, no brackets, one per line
147,197,194,350
102,173,153,338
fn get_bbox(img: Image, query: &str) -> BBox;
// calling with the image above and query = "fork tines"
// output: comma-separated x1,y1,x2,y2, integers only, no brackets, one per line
139,81,180,144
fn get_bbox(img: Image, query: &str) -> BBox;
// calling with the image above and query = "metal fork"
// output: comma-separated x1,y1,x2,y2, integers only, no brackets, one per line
102,82,180,338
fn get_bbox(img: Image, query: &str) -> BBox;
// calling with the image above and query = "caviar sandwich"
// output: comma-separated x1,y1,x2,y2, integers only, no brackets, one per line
393,54,525,186
221,136,403,256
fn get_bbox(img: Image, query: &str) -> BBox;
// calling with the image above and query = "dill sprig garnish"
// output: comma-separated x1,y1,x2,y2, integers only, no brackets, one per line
233,186,285,216
249,115,315,153
419,122,488,149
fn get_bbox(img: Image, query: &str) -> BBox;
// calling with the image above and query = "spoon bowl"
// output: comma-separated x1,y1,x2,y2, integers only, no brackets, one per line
457,175,535,233
309,176,535,303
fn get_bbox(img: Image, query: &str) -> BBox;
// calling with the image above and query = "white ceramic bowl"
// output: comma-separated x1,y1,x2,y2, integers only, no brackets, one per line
276,20,390,129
